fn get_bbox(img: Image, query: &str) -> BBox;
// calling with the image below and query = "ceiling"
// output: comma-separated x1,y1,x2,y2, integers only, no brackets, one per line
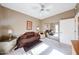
1,3,76,19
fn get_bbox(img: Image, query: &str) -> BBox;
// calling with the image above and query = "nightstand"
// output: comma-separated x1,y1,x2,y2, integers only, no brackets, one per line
71,40,79,55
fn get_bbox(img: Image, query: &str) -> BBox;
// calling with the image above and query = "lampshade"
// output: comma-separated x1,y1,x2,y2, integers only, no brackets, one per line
36,27,40,31
8,29,13,34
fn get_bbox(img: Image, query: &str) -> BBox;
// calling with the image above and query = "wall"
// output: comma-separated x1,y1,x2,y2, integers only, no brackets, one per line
75,3,79,13
0,6,40,36
75,4,79,39
0,5,5,21
40,9,75,32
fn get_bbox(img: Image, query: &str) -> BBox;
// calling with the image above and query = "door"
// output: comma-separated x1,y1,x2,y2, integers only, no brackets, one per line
59,18,76,45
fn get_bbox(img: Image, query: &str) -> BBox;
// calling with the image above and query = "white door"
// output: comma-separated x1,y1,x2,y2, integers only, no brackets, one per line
59,18,76,45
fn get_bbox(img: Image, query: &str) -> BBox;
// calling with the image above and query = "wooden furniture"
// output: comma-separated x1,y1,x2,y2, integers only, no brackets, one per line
71,40,79,55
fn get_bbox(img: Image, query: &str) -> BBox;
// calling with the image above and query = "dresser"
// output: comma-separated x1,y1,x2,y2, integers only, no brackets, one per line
71,40,79,55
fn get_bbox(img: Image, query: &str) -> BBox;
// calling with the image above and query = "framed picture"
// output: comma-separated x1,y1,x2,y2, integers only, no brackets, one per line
27,21,32,30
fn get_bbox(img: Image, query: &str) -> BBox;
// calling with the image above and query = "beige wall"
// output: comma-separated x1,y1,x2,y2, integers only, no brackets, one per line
0,6,40,36
75,3,79,13
40,9,75,32
0,5,5,20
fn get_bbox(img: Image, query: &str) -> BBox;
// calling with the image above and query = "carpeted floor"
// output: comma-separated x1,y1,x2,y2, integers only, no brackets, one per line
7,38,72,55
39,38,72,55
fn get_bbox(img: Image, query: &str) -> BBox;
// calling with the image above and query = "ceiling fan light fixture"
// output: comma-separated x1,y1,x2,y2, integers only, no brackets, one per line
39,3,51,12
41,8,44,11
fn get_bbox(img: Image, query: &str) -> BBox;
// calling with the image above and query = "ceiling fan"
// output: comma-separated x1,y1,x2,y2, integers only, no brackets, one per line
32,3,51,13
40,3,45,11
39,3,50,12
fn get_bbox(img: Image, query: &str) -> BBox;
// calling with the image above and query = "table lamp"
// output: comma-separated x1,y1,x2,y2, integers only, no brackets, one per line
36,27,40,33
8,29,13,40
